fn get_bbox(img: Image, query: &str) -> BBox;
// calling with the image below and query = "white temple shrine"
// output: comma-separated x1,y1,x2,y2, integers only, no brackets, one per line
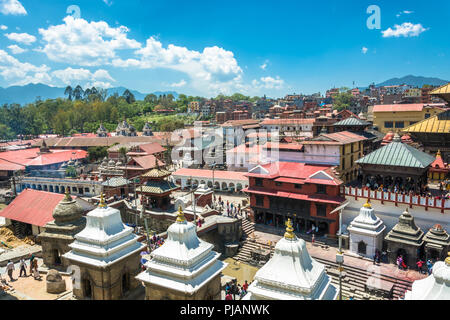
404,253,450,300
242,219,338,300
347,200,386,258
136,207,227,300
63,194,145,300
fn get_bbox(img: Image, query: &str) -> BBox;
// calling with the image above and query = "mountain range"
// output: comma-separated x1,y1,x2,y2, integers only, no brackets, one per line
375,75,448,88
0,83,178,105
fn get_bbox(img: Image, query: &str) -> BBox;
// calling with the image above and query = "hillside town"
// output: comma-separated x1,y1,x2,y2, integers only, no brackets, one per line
0,81,449,301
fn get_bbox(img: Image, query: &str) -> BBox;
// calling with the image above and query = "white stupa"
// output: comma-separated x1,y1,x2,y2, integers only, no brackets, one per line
347,200,385,258
135,207,227,299
404,253,450,300
243,219,338,300
63,194,145,267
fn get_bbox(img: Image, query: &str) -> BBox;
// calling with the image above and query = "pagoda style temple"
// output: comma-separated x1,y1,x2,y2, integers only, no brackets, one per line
404,253,450,300
137,167,179,210
38,190,86,269
385,208,424,268
243,219,338,300
136,207,227,300
423,224,450,261
63,195,145,300
347,201,386,258
356,133,435,190
428,150,449,183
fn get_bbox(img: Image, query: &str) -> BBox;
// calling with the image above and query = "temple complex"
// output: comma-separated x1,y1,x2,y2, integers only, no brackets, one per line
356,133,435,190
427,150,449,183
423,224,450,261
38,190,86,269
243,219,338,300
136,207,227,300
384,208,424,268
347,201,386,258
404,253,450,300
63,195,145,300
137,167,180,210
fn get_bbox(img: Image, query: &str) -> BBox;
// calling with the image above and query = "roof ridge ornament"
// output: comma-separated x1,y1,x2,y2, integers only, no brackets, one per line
99,193,107,208
176,206,186,223
284,218,295,240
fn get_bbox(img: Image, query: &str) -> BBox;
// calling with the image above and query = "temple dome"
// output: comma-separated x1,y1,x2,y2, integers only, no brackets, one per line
52,191,84,223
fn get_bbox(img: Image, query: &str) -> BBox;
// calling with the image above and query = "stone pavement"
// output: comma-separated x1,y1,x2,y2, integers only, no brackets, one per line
1,258,73,300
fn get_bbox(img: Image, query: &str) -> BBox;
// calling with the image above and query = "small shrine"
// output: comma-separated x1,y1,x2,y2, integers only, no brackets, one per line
347,200,386,258
38,190,86,269
136,207,227,300
97,122,108,137
116,118,137,137
423,224,450,261
63,194,145,300
428,150,449,183
137,167,179,210
404,253,450,300
142,122,153,136
384,208,424,268
242,219,338,300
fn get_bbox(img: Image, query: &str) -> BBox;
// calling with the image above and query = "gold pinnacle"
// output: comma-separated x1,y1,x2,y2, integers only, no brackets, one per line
99,193,107,208
284,218,295,240
445,252,450,266
176,206,186,223
363,199,371,208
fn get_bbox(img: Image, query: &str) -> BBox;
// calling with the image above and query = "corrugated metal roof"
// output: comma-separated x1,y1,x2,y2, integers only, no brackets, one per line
333,117,370,127
402,109,450,134
356,142,435,168
138,181,179,194
102,177,130,187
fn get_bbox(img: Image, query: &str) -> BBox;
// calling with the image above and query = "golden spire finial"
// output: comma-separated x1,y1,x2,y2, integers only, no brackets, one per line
363,199,371,208
99,193,107,208
64,187,72,201
176,206,186,223
436,150,441,158
445,252,450,266
284,218,295,240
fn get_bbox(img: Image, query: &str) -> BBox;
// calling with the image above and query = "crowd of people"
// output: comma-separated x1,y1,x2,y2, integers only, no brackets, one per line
215,196,245,219
149,234,165,252
1,254,41,291
224,279,249,300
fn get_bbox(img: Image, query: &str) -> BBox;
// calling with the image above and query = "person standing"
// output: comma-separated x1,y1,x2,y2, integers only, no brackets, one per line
29,254,35,274
6,260,14,281
19,258,27,277
243,280,248,293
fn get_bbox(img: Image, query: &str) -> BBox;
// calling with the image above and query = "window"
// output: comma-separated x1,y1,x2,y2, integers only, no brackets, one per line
425,114,431,119
409,121,417,125
255,178,263,187
316,204,327,217
275,181,282,187
294,184,302,189
395,121,404,128
342,158,346,170
317,185,326,194
255,195,264,206
384,121,394,128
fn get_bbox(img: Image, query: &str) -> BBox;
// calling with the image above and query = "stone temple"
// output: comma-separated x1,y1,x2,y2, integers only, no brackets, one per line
347,200,386,258
63,194,145,300
38,190,86,269
242,219,338,300
136,207,227,300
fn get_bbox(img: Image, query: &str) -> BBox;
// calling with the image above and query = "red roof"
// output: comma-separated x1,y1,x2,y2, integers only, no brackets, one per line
261,119,315,125
243,187,345,205
172,168,249,182
246,162,343,186
264,142,304,151
0,189,69,227
138,142,166,155
303,131,367,145
128,155,165,170
372,103,443,113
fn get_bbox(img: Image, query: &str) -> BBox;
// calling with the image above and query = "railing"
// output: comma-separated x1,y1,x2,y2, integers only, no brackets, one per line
20,176,102,186
342,186,450,212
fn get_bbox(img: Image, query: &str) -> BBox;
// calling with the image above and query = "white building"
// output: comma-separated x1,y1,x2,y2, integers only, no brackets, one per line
243,219,338,300
136,207,227,300
347,201,386,258
404,254,450,300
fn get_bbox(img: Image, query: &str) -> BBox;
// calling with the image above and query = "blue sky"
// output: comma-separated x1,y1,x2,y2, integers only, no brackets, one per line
0,0,449,98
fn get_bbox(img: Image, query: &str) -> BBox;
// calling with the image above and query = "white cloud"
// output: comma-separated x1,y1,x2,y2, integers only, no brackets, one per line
397,10,414,17
5,32,36,45
103,0,113,6
0,49,51,85
0,0,27,16
252,76,284,90
7,44,26,54
113,36,244,95
169,79,187,87
382,22,428,38
361,47,368,54
51,67,115,87
38,16,141,66
260,60,269,70
0,25,7,30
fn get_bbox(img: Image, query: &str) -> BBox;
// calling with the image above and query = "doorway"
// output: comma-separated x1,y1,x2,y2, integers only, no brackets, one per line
122,273,130,296
83,278,92,299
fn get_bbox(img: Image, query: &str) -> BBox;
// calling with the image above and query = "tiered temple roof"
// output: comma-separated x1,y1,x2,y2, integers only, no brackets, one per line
347,201,385,236
402,109,450,134
384,208,424,247
423,224,450,251
243,219,338,300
